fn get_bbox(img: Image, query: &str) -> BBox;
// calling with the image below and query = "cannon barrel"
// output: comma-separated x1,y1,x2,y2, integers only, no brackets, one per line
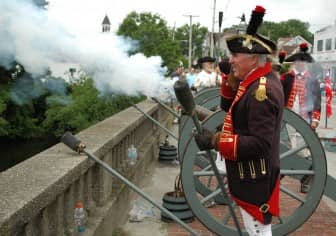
61,132,200,236
173,80,215,126
151,96,213,121
173,80,243,235
173,80,203,133
195,105,214,121
173,80,196,116
61,131,85,152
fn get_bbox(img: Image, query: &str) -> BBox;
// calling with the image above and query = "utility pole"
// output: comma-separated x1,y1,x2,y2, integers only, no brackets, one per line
183,15,199,68
172,22,176,41
210,0,216,57
218,11,223,60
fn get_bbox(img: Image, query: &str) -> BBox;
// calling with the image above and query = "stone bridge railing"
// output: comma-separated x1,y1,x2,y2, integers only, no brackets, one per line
0,99,171,236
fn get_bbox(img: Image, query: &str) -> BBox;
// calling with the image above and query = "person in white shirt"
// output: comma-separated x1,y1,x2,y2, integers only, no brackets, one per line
193,56,221,92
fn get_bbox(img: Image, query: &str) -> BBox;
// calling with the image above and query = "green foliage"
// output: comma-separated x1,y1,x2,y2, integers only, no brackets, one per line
4,104,44,138
279,64,291,74
0,84,10,136
174,23,208,64
259,19,313,43
0,67,144,139
0,71,48,138
224,19,313,44
42,77,144,137
117,11,185,73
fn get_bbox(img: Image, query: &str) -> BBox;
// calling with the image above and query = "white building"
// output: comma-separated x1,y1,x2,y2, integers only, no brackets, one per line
102,15,111,33
312,22,336,86
278,36,312,55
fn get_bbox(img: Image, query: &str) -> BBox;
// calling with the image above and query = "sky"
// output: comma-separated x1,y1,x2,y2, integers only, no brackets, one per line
47,0,336,35
0,0,335,100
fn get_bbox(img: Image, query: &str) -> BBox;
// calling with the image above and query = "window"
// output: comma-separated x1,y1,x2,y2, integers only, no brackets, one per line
334,38,336,49
326,38,332,51
317,40,323,51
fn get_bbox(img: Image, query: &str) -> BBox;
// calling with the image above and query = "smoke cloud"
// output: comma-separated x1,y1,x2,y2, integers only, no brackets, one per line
0,0,173,99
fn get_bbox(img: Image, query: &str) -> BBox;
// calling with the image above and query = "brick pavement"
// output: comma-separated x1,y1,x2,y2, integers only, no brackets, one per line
167,177,336,236
165,102,336,236
167,200,336,236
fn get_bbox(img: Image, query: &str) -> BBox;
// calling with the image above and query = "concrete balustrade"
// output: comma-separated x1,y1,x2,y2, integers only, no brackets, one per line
0,99,171,236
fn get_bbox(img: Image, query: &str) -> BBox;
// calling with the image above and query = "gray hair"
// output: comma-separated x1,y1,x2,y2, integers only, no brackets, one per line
247,54,267,67
257,54,267,66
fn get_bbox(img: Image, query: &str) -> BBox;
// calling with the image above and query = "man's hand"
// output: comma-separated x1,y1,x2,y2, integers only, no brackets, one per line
227,73,240,91
311,121,319,129
194,128,218,150
216,123,223,132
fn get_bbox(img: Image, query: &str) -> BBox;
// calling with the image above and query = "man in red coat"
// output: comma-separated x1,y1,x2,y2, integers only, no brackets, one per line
281,43,321,193
195,5,284,236
281,43,321,129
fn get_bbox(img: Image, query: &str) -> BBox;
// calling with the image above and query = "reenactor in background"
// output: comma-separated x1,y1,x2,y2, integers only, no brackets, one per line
272,50,287,76
280,43,321,193
194,5,284,236
281,43,321,128
192,56,221,92
185,66,197,88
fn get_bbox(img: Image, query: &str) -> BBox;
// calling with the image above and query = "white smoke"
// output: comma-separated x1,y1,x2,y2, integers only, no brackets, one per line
0,0,174,98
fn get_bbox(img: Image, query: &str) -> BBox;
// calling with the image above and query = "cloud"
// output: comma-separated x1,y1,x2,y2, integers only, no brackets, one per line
0,0,173,98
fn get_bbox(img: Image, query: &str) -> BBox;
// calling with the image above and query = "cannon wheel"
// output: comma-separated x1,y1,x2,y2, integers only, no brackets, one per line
178,88,224,202
178,88,220,160
179,111,227,204
181,109,327,236
194,88,220,107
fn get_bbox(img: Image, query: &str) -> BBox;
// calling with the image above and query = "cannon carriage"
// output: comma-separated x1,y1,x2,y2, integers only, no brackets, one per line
60,86,331,236
177,87,327,236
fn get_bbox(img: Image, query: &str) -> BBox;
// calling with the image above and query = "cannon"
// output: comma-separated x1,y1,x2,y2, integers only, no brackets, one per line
174,82,328,236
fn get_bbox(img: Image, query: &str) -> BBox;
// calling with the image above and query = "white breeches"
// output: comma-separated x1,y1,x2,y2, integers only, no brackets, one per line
217,153,272,235
216,152,226,171
240,208,272,236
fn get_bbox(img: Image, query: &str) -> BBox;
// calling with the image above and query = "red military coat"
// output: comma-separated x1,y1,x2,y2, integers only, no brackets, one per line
280,70,321,122
219,62,284,224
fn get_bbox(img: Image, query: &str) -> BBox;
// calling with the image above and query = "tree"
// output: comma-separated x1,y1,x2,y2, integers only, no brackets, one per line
0,66,46,138
0,64,145,139
224,19,313,44
174,23,208,64
117,11,185,73
259,19,313,43
42,76,144,137
0,84,9,136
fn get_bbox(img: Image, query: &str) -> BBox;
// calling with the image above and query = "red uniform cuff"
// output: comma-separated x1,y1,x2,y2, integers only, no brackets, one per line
217,133,238,161
312,110,320,121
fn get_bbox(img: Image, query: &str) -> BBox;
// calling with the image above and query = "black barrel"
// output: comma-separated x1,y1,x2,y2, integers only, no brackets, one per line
161,191,194,223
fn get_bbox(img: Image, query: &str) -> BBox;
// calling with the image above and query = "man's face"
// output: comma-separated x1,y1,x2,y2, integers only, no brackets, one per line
294,60,307,73
229,53,258,79
202,62,215,73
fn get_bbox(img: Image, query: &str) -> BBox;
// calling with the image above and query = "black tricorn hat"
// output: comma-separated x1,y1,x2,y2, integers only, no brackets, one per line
284,43,313,63
272,50,287,72
197,56,216,68
226,5,276,54
197,56,216,65
218,59,231,74
278,50,287,64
